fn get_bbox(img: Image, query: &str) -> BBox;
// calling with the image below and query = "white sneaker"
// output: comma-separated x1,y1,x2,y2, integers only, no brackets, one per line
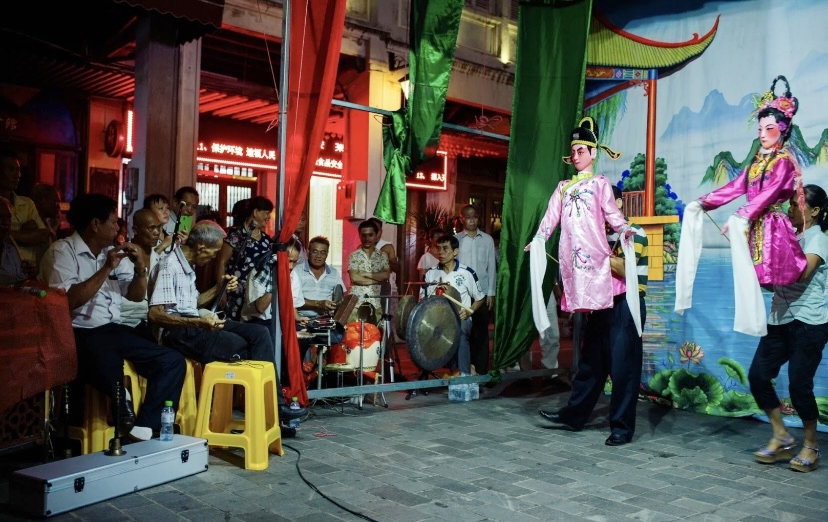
129,426,153,441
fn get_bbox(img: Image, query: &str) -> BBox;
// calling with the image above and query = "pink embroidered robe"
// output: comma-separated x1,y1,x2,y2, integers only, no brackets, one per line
535,173,629,312
699,149,806,286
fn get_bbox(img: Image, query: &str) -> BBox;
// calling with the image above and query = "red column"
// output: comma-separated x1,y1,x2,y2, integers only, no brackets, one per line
644,71,657,217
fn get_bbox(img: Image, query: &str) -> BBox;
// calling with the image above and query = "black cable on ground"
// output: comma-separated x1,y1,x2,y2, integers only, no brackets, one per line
282,443,379,522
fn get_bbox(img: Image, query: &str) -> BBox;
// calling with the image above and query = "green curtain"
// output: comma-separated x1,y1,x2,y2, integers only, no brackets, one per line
374,0,464,224
493,0,593,371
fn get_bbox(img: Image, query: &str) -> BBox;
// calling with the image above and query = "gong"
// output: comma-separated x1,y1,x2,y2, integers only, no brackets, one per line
395,294,416,340
405,295,460,371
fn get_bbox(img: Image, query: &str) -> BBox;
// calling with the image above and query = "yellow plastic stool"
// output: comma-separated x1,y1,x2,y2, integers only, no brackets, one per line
67,361,144,454
175,359,201,436
194,361,283,470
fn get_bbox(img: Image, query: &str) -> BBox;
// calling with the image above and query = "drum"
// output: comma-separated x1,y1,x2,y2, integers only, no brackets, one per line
326,343,347,365
344,340,381,370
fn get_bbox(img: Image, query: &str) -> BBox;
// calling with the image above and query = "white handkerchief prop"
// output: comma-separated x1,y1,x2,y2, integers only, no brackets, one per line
728,215,767,337
622,233,642,336
529,237,551,337
674,201,704,315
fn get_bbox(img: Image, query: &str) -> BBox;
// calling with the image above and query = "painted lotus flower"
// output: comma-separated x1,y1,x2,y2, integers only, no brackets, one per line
679,342,704,364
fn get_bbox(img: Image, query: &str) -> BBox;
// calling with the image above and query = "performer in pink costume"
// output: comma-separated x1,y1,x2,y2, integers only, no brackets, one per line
698,75,807,286
528,117,631,313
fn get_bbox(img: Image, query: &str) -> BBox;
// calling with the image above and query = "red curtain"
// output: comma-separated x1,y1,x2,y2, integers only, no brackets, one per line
277,0,347,406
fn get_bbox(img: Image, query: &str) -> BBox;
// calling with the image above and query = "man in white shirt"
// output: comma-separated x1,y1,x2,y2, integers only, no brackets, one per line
417,227,443,280
41,194,185,441
455,204,497,374
295,236,345,316
421,235,485,375
120,209,163,334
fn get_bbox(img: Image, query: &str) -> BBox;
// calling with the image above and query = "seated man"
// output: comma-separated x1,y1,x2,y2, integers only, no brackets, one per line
420,235,485,376
41,193,185,441
243,237,308,334
0,196,25,285
147,220,304,421
148,220,273,363
295,235,345,317
119,209,163,336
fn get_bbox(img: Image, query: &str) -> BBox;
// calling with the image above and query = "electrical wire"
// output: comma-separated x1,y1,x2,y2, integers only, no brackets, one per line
282,443,380,522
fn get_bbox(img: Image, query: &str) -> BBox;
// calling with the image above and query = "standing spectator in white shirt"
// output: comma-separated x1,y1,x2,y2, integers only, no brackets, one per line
455,204,497,374
417,227,443,281
40,194,185,441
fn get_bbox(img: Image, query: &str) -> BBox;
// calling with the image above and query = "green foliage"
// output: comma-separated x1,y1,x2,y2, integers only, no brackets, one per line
718,357,748,386
648,370,673,398
707,391,760,417
621,154,680,245
668,368,724,410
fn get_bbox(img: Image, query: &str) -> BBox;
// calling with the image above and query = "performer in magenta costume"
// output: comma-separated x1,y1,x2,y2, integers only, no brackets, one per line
530,117,631,312
698,75,807,286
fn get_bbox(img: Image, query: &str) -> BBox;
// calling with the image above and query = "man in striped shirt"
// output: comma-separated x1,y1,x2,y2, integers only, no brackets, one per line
540,185,648,446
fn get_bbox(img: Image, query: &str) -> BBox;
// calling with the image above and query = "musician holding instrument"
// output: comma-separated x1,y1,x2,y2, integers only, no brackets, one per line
295,235,345,317
243,237,309,333
420,235,485,376
148,220,275,364
214,196,274,321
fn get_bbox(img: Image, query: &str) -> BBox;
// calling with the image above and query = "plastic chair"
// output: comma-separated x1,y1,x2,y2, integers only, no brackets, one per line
194,361,283,471
137,357,201,436
67,361,143,454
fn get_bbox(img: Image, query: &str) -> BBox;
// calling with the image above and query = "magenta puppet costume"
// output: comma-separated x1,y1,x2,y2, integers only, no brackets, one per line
535,172,630,312
698,149,806,286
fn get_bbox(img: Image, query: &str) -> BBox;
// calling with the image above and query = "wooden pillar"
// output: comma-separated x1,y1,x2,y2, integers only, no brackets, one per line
644,69,658,217
131,14,201,214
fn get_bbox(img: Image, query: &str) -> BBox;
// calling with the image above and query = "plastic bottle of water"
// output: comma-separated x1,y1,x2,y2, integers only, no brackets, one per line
160,401,175,441
288,396,301,429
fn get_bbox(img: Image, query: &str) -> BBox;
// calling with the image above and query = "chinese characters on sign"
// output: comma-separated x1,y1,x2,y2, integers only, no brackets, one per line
196,132,345,178
406,151,448,191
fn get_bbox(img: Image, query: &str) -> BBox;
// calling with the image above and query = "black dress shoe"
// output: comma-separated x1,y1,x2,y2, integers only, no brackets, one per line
112,399,136,436
538,410,579,431
605,433,631,446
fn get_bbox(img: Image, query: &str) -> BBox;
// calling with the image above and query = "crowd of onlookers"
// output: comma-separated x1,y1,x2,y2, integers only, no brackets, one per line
1,144,506,443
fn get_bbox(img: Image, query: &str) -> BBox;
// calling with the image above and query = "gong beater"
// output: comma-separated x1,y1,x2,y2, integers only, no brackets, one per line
405,295,460,371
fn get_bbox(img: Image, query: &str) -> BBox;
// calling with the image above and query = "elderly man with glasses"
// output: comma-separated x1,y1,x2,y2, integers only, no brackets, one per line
295,236,345,318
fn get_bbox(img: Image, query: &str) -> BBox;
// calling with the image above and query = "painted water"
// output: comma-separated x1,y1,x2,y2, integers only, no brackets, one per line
643,248,828,431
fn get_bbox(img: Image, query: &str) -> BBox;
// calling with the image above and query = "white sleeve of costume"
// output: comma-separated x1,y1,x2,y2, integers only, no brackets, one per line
674,201,704,315
728,215,767,337
529,236,551,336
622,236,642,336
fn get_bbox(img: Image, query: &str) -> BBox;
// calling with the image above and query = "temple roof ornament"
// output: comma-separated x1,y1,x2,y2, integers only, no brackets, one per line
587,12,719,70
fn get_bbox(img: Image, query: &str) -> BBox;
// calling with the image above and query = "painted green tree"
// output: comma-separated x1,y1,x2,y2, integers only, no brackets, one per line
621,153,680,247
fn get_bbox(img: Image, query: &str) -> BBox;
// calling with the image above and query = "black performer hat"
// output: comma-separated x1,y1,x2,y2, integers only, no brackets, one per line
562,116,622,164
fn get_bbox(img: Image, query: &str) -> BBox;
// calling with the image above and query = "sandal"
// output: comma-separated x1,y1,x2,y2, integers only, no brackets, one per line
754,434,796,464
790,444,820,472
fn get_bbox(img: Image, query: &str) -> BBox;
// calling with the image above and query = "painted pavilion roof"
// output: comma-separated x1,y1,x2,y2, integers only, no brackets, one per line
587,12,719,69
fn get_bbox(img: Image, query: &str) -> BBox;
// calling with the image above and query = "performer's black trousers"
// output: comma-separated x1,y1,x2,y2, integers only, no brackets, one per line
469,301,490,374
560,295,646,440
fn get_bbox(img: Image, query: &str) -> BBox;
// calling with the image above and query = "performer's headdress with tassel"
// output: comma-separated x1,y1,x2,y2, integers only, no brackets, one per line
562,116,621,164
